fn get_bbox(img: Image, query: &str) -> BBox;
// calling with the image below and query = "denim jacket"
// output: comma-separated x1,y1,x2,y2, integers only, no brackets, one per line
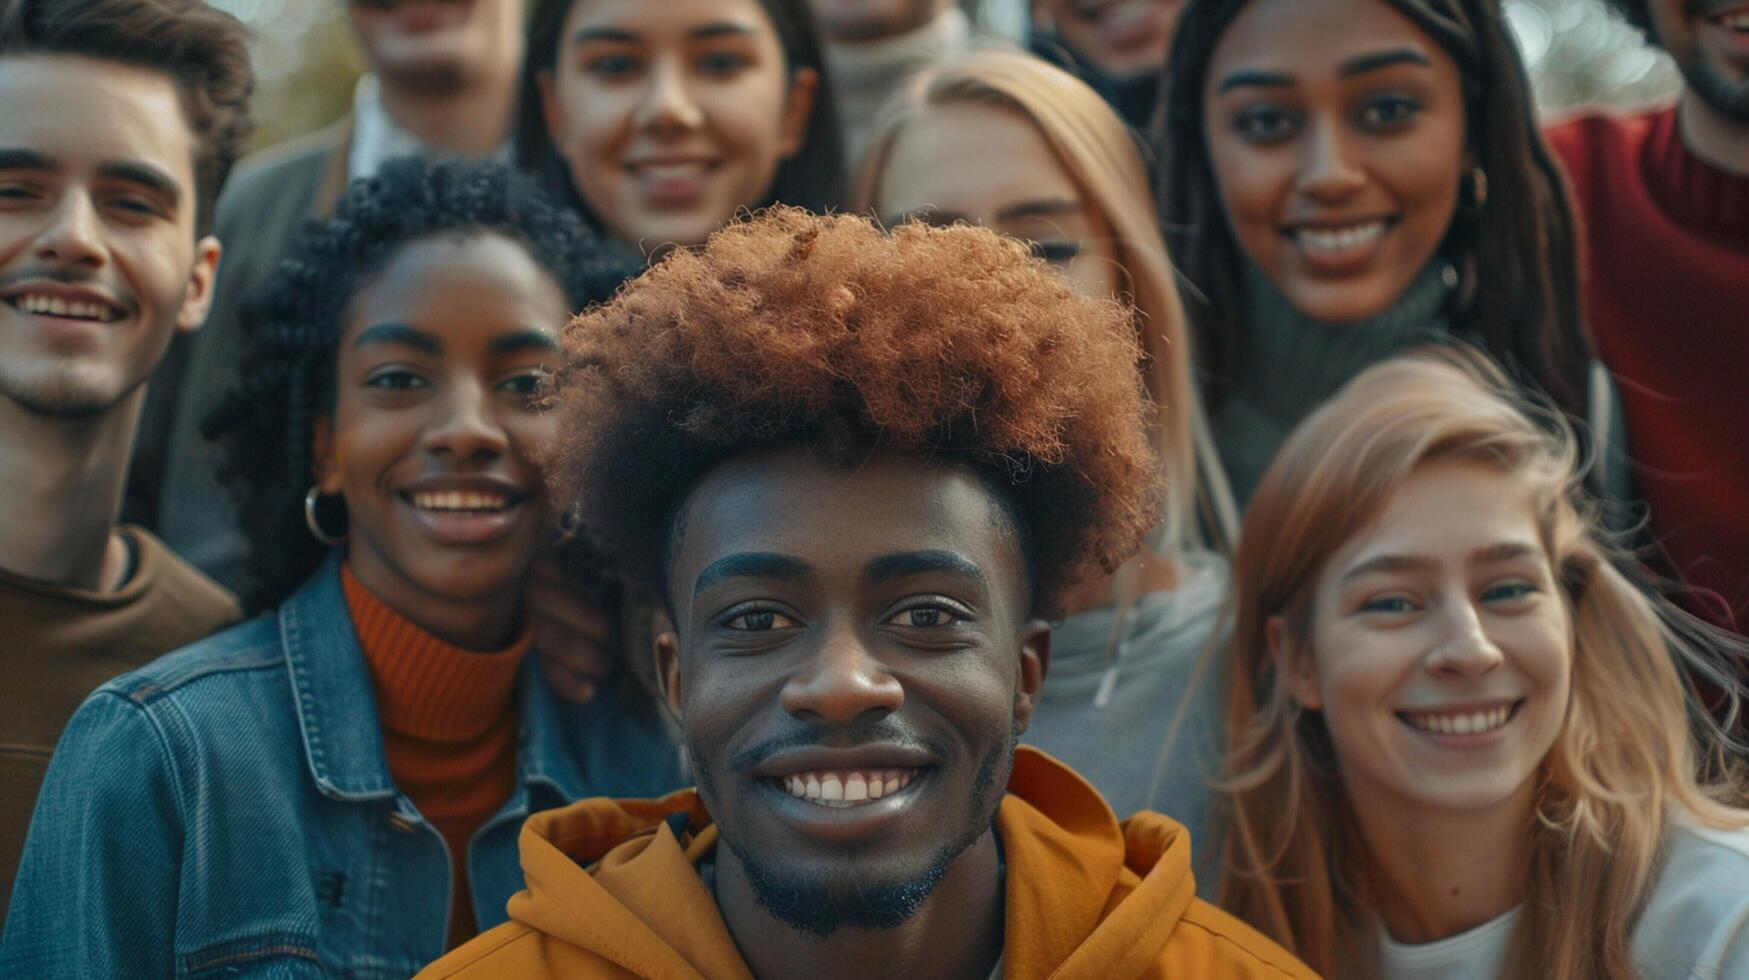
0,556,684,978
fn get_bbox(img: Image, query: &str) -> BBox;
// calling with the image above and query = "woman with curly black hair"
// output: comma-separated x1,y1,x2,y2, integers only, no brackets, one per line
5,160,683,976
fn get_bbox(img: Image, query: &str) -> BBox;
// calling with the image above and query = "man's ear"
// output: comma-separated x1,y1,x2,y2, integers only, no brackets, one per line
1011,619,1052,734
777,66,820,160
656,630,684,722
310,415,343,495
1267,615,1322,710
175,236,222,332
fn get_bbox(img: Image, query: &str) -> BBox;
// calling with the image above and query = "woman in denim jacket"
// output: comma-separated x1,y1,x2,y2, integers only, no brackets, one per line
1,161,684,977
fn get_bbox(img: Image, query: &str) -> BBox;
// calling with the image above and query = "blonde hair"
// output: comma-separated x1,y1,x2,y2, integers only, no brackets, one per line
1220,346,1747,979
851,50,1235,554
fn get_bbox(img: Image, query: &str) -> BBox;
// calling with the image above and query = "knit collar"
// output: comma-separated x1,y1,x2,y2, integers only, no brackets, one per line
341,563,530,743
823,7,971,88
1644,104,1749,250
1232,260,1454,427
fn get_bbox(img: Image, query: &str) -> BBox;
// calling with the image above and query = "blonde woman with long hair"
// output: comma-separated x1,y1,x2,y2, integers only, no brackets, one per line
853,50,1239,865
1221,346,1749,979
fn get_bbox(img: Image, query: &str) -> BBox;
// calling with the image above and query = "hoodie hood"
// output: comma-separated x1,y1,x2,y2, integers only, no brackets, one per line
420,746,1312,979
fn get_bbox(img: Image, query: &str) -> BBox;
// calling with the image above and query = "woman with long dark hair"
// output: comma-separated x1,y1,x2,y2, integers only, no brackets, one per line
516,0,845,252
1157,0,1595,507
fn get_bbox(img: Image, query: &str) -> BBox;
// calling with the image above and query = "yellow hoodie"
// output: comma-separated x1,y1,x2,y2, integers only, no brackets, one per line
417,747,1318,979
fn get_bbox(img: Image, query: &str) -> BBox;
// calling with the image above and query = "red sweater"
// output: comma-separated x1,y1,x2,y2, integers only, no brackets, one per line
1546,106,1749,632
341,565,528,949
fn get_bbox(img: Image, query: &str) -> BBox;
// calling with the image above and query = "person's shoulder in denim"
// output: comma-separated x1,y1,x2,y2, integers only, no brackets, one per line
0,555,683,978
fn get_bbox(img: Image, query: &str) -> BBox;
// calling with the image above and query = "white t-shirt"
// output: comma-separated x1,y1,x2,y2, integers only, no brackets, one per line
1375,821,1749,980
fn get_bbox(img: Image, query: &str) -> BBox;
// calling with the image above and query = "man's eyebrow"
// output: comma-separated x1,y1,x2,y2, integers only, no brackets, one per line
352,323,442,354
693,552,813,597
1216,69,1293,93
0,147,57,172
995,198,1082,223
487,329,560,356
863,550,987,590
1339,48,1431,78
97,161,181,208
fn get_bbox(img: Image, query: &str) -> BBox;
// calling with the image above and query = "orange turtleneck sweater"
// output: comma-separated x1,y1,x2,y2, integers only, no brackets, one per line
341,564,529,949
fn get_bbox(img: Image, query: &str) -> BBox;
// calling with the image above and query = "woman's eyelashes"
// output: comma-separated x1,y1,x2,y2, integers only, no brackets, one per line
583,48,755,82
1356,93,1422,130
1351,579,1543,617
1028,239,1084,265
364,366,428,391
1228,91,1424,144
1232,103,1301,144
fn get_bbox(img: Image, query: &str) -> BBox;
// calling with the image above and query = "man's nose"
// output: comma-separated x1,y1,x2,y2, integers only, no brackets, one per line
779,622,905,724
33,192,106,269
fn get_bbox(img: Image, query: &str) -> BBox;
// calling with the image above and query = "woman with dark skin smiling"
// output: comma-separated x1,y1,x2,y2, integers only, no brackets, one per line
4,161,682,975
516,0,845,253
1158,0,1598,508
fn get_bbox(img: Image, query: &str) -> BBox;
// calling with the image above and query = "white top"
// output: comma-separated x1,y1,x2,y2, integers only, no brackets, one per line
345,75,511,183
1376,821,1749,980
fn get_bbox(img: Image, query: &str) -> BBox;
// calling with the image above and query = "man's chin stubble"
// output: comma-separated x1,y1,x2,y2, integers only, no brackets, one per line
713,730,1017,940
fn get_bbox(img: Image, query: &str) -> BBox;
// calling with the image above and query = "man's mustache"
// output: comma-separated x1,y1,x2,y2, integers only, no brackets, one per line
727,718,948,775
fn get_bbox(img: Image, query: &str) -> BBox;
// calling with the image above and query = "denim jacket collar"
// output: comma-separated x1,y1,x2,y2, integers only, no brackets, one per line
280,554,588,804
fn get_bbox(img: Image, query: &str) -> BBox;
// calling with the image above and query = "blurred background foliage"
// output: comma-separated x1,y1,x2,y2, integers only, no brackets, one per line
215,0,1678,155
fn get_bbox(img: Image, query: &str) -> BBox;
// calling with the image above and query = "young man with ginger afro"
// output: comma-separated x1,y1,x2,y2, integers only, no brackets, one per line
417,207,1313,980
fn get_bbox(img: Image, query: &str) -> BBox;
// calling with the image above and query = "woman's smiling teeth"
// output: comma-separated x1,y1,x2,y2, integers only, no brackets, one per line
1294,220,1387,257
1399,702,1518,736
410,490,511,512
780,769,919,808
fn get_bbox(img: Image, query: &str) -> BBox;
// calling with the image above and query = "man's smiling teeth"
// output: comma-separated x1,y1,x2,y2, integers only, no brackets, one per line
410,490,510,512
1402,705,1513,736
9,294,121,322
780,769,917,808
1718,13,1749,31
1295,221,1386,255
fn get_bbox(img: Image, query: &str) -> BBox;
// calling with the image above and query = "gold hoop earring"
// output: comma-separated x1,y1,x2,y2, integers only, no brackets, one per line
304,485,347,547
1464,166,1489,212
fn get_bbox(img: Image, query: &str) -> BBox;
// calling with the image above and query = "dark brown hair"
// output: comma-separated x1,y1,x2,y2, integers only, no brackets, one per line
515,0,846,234
0,0,254,234
546,207,1161,617
1157,0,1592,418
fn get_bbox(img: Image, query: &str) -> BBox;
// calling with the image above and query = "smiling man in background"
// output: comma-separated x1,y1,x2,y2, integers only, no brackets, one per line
416,207,1314,980
1030,0,1182,128
0,0,249,923
1545,0,1749,639
811,0,981,166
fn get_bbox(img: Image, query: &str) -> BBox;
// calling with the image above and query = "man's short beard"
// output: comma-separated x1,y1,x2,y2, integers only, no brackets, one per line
0,370,134,421
1681,58,1749,124
709,724,1017,941
380,63,469,98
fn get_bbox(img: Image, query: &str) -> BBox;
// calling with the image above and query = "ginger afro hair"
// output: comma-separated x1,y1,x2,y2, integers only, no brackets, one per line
547,206,1160,616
